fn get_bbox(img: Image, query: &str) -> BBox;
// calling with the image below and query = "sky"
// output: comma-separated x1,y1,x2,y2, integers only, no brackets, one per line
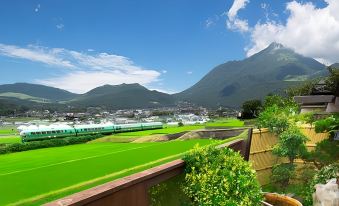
0,0,338,94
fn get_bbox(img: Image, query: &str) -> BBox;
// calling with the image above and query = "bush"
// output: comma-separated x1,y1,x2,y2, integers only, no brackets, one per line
257,105,291,135
0,134,103,154
183,146,263,206
302,163,339,206
272,127,308,164
271,163,295,191
314,114,339,140
241,99,262,119
305,139,339,169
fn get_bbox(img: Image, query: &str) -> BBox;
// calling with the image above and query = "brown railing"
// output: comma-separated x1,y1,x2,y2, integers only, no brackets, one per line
45,129,251,206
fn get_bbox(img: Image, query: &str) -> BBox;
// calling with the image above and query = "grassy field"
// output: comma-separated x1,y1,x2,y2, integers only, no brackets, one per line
0,126,18,135
0,136,21,144
111,125,205,137
0,139,216,205
205,118,244,127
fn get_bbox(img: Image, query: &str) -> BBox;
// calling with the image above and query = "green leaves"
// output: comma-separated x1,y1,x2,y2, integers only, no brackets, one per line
183,146,263,206
257,105,291,135
272,127,309,163
314,114,339,139
301,163,339,206
271,164,296,190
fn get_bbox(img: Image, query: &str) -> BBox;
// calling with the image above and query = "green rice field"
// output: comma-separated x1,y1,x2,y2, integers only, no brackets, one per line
0,139,216,205
0,127,18,135
0,136,21,144
110,125,205,137
205,118,244,127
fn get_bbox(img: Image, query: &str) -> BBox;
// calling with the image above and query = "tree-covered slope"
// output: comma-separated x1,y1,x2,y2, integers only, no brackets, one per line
174,43,327,107
70,83,175,109
0,83,78,101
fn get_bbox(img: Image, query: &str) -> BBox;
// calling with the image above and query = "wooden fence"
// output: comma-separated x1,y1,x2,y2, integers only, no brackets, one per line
249,125,328,185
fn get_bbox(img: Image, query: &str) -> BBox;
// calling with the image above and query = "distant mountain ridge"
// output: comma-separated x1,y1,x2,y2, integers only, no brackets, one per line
174,43,328,107
0,43,333,110
0,83,78,101
69,83,175,109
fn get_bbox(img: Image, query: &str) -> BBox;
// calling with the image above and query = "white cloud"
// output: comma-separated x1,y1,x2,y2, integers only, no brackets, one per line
162,70,167,74
56,24,64,30
38,70,160,94
245,0,339,64
34,4,40,12
205,19,215,28
187,71,193,75
226,0,250,32
149,88,178,94
0,44,74,68
0,43,161,93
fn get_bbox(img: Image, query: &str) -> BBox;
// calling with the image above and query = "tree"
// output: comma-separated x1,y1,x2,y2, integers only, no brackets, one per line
257,105,291,135
263,94,298,110
325,66,339,96
304,115,339,169
241,99,262,119
285,78,320,97
273,126,308,164
270,127,308,190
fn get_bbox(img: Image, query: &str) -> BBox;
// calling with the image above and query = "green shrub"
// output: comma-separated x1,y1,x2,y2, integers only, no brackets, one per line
0,134,103,154
314,114,339,140
271,163,295,191
305,139,339,169
183,146,263,206
272,127,308,164
257,105,291,135
302,163,339,206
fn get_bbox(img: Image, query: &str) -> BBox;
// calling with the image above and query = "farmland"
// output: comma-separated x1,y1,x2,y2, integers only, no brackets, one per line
204,118,244,127
111,125,205,137
0,139,216,205
0,136,21,144
0,126,18,135
0,119,246,205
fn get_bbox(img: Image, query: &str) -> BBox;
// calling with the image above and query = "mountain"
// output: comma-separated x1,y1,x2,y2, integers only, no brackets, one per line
69,83,175,109
331,63,339,68
174,43,328,107
0,83,79,102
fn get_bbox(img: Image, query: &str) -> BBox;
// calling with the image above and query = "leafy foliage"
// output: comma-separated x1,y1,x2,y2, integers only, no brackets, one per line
272,127,308,163
183,146,263,206
241,99,262,119
304,115,339,169
0,134,103,154
271,163,296,191
305,139,339,169
325,66,339,96
285,79,320,97
301,163,339,206
314,114,339,140
257,105,291,135
263,94,297,109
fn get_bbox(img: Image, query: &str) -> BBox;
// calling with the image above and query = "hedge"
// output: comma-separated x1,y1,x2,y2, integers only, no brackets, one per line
0,134,103,154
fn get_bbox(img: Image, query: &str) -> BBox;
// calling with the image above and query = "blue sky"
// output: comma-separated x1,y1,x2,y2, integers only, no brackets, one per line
0,0,338,94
